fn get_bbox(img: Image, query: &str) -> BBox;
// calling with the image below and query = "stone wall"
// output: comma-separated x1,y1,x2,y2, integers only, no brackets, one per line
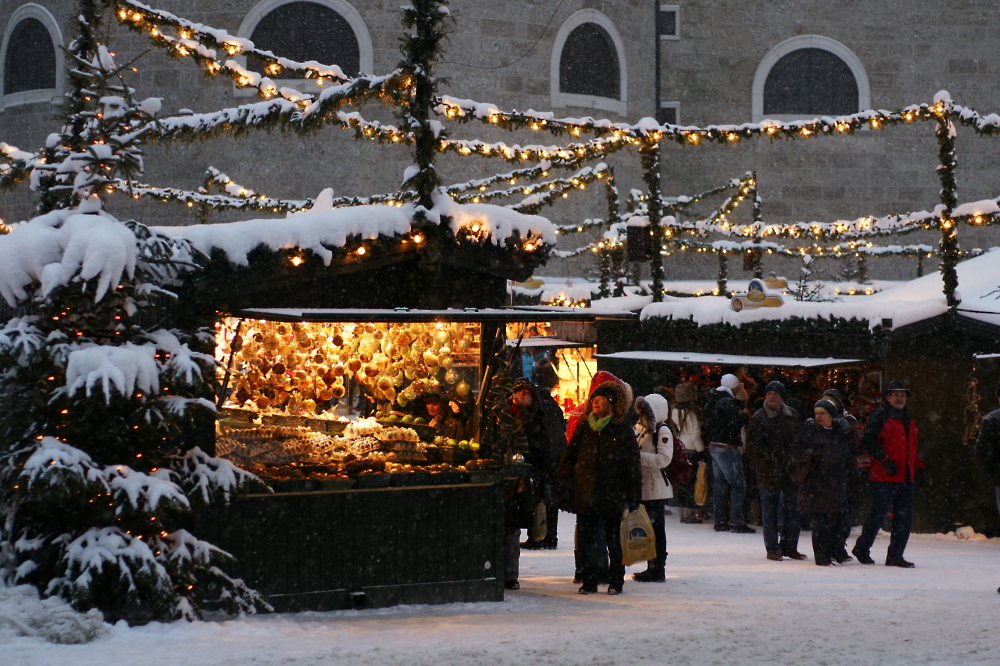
1,0,998,283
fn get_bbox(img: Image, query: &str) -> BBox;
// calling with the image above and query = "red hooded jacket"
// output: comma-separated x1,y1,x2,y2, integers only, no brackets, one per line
861,403,924,483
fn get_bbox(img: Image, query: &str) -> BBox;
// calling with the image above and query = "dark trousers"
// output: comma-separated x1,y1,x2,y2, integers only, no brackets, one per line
578,511,624,590
855,481,914,562
810,512,844,565
641,499,668,574
759,488,800,555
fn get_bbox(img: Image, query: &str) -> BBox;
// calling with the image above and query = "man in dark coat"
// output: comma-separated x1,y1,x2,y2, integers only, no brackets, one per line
745,380,805,561
556,381,641,595
522,358,566,550
973,380,1000,594
703,373,754,533
791,400,859,566
852,380,925,568
503,379,552,589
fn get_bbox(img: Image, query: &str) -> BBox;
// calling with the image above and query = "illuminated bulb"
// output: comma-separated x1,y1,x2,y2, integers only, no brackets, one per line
290,256,304,266
412,234,423,244
356,246,367,255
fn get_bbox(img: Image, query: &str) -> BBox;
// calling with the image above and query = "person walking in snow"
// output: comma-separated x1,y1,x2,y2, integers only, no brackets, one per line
632,394,674,582
703,374,754,533
791,400,859,566
852,381,925,568
521,358,566,550
557,381,641,595
974,380,1000,593
745,381,806,561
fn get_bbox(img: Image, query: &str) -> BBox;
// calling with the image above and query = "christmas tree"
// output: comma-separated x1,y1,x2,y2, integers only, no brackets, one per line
0,4,267,622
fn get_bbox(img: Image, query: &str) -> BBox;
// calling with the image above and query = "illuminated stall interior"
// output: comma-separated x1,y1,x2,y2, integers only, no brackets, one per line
506,321,598,411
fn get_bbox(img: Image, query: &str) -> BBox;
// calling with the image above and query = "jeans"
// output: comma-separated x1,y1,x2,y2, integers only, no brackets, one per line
854,481,914,562
810,512,844,565
759,487,800,554
711,446,746,527
578,511,625,590
641,499,668,574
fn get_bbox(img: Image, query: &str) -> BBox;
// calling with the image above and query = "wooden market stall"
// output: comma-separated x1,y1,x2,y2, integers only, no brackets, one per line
591,275,1000,535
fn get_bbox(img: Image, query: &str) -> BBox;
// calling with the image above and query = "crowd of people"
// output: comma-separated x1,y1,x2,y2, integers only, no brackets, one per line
499,351,989,595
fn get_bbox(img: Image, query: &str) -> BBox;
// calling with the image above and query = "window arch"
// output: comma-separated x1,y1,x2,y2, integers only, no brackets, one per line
0,4,63,110
236,0,373,95
550,10,627,116
752,36,870,122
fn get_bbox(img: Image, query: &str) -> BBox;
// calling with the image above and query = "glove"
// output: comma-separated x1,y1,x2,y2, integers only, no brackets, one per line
626,502,640,513
881,459,899,477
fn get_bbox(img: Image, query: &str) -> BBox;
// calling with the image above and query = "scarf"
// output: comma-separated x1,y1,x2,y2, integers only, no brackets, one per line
588,413,612,433
763,402,793,419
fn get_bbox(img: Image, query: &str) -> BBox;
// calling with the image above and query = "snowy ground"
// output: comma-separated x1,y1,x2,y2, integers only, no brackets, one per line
5,511,999,666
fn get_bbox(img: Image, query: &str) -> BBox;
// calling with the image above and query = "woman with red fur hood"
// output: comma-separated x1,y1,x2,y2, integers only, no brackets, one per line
557,379,642,595
565,371,635,443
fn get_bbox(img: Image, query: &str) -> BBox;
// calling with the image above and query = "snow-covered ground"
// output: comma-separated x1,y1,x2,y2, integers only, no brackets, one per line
5,511,998,666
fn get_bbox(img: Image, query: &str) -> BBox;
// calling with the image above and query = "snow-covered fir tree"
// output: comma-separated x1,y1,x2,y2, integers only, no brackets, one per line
0,5,266,622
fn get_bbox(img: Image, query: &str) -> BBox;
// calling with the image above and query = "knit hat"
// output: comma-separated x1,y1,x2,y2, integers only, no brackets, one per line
814,399,840,419
592,383,620,404
764,380,787,401
821,388,844,410
720,374,740,390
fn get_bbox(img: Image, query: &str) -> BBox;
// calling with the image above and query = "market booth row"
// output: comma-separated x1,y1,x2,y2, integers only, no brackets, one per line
593,262,1000,535
193,305,633,612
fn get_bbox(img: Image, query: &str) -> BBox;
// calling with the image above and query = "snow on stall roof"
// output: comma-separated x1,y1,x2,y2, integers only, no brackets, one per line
597,350,863,368
153,190,556,266
640,248,1000,330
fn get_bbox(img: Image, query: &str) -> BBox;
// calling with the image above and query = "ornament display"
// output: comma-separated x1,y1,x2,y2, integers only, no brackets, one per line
217,318,481,419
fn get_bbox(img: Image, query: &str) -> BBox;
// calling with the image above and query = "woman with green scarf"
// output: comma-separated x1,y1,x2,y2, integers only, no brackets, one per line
557,381,642,595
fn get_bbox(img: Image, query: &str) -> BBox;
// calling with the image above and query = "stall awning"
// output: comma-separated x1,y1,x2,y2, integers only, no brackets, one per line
597,351,864,368
234,307,636,323
506,337,591,349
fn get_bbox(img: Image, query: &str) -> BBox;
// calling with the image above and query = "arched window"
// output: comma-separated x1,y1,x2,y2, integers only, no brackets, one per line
752,36,870,121
237,0,373,95
1,5,63,110
559,23,619,100
550,10,627,115
249,1,359,77
3,18,55,94
764,48,857,116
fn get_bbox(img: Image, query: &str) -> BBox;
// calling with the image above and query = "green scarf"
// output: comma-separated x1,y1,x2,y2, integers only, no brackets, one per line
588,413,612,433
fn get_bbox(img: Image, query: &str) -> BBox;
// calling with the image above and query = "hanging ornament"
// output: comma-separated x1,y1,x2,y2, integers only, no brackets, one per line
434,329,451,346
423,351,439,368
455,381,471,397
444,369,459,384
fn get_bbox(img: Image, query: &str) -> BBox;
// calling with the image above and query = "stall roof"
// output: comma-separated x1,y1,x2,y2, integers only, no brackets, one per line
597,351,864,368
505,337,590,349
234,307,636,323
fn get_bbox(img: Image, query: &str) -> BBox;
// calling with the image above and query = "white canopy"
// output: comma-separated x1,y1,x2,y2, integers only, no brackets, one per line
597,350,864,368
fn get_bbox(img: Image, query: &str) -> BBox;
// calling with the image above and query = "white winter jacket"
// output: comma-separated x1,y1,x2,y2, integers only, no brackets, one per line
637,394,674,501
671,406,704,452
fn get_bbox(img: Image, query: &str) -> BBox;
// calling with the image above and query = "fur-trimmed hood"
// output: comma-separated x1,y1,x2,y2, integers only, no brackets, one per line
584,379,630,423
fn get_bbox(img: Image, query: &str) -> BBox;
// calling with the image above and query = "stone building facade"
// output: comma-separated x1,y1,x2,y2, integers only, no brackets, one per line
1,0,998,281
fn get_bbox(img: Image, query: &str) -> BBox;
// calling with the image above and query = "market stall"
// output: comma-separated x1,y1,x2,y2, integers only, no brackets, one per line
195,307,635,611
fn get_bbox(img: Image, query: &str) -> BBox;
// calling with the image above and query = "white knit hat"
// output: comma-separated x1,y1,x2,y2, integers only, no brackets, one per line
720,374,740,390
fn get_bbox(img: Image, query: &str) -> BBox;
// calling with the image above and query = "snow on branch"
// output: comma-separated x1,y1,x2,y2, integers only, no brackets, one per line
437,92,1000,145
171,447,258,505
113,0,394,97
0,142,39,191
64,343,159,403
454,163,609,209
439,134,630,166
153,78,406,142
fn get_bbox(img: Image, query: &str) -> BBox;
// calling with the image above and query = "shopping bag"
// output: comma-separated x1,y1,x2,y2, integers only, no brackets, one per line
620,505,658,566
694,461,709,506
530,501,548,542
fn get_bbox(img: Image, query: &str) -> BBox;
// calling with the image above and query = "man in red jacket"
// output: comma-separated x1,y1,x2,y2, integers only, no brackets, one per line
852,381,925,568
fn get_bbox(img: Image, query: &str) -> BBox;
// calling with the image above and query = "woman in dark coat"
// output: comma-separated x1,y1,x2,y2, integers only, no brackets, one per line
791,400,860,566
556,380,642,595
